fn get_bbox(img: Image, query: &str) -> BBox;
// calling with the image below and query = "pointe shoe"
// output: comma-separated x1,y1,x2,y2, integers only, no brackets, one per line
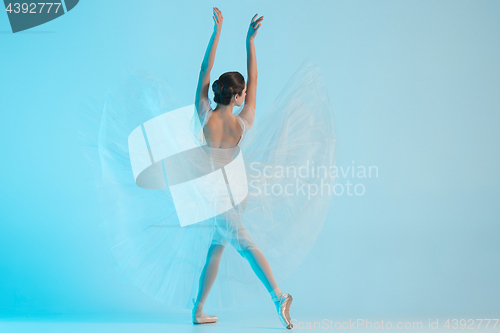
275,293,293,329
192,311,218,324
192,298,218,324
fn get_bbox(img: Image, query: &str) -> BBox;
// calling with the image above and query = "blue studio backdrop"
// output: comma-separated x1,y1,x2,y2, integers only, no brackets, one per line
1,0,499,326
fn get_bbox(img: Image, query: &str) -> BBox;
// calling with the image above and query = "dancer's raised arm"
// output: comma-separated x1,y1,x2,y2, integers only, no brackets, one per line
239,14,263,128
195,7,223,118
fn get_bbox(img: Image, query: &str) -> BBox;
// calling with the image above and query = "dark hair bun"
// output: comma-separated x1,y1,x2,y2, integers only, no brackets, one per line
213,80,224,94
212,72,245,106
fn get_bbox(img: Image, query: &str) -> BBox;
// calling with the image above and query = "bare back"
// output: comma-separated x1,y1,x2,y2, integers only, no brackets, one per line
196,97,255,150
204,113,243,149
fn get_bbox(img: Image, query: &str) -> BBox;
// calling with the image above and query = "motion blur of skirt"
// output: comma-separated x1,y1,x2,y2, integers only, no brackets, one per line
78,59,337,309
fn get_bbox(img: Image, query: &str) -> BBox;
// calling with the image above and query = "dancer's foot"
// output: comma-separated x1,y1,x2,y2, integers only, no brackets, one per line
274,293,293,329
192,300,218,324
192,310,218,324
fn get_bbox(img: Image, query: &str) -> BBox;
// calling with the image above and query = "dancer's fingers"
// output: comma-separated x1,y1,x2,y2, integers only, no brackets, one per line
213,7,220,20
251,13,258,24
213,8,223,24
253,18,263,29
253,16,263,27
214,7,222,18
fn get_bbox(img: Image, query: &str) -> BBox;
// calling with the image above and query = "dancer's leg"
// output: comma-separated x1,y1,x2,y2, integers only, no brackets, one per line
216,219,282,295
193,243,225,315
217,218,293,328
239,247,281,294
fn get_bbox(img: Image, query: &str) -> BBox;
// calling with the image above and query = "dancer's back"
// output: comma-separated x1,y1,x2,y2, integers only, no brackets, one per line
204,107,244,149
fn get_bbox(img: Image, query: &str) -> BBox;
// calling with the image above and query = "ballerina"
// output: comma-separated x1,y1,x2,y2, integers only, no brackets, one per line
191,7,293,329
78,7,336,330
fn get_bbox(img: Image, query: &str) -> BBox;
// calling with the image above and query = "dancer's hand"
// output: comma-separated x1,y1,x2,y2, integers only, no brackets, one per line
213,7,223,34
246,13,263,41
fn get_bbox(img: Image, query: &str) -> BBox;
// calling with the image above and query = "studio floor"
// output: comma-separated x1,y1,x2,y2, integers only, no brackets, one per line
2,311,494,333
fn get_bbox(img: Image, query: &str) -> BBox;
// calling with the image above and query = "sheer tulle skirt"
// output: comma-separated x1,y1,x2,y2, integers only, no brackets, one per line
78,59,337,309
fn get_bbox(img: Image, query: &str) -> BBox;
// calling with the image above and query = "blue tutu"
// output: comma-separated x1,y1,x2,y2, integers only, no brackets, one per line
78,59,337,309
